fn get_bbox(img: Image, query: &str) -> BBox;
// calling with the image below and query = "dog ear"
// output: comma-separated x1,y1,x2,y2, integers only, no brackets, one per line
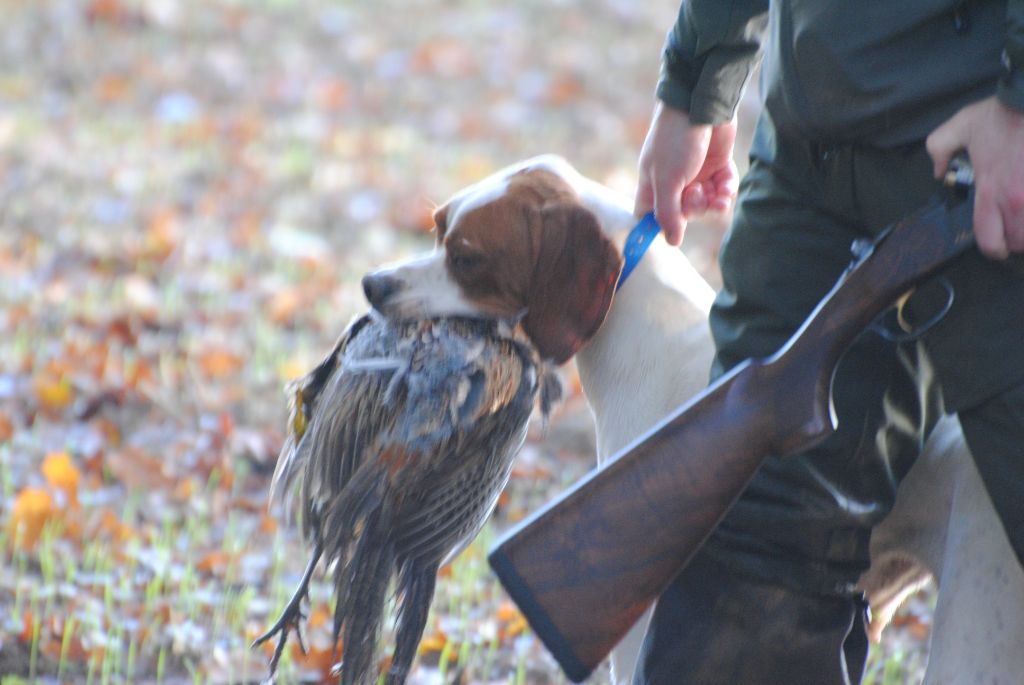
432,205,449,246
523,203,623,364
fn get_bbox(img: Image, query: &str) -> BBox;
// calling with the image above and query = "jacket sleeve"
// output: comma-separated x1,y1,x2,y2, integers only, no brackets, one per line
999,0,1024,111
656,0,769,125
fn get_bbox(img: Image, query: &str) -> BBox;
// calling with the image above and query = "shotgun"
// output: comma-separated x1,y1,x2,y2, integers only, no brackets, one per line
488,163,976,683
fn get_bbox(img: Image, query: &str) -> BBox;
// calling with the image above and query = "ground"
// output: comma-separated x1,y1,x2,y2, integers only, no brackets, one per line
1,0,929,683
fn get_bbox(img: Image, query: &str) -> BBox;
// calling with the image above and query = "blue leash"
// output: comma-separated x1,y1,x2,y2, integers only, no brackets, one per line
615,212,661,290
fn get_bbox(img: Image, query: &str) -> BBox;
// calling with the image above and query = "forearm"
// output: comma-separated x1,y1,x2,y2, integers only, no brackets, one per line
656,0,768,124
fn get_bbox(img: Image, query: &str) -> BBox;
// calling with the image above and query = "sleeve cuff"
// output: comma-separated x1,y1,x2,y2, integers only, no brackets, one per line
658,64,752,125
654,28,758,125
997,55,1024,112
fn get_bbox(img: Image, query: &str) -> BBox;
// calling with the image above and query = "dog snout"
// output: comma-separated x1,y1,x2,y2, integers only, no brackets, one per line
362,272,401,309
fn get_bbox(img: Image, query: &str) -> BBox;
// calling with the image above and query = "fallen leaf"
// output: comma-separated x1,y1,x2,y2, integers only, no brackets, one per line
0,411,14,442
90,507,136,542
316,80,350,111
35,375,74,413
197,550,234,575
197,346,244,379
42,451,81,506
417,630,448,656
259,512,277,535
145,207,181,259
85,0,123,22
308,606,331,629
290,635,341,678
173,477,196,500
495,601,521,623
18,610,35,643
499,615,528,641
97,74,130,103
268,286,304,326
545,73,585,106
7,488,57,550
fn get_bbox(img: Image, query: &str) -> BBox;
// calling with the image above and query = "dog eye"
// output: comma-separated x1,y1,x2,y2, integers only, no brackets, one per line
449,252,483,271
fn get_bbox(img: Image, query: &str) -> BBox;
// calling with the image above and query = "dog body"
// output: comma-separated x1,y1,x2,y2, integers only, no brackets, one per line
364,156,1024,684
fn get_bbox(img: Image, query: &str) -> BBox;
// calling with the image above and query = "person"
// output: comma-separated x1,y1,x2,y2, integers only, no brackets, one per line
631,1,1024,683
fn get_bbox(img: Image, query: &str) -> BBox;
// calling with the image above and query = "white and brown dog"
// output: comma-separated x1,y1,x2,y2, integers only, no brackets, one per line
362,155,1024,684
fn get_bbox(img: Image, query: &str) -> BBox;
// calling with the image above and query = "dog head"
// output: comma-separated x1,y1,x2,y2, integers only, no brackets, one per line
362,159,623,364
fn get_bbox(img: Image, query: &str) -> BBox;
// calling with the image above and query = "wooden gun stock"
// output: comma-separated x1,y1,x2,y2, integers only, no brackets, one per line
488,185,976,682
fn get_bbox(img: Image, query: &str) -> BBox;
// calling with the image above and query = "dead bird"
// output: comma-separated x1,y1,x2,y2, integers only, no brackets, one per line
254,312,560,685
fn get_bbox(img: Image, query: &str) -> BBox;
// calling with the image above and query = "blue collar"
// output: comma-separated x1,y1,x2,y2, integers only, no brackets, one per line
615,212,660,290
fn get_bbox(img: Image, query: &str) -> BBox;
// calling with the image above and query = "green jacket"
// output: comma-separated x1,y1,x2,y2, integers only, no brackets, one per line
658,0,1024,146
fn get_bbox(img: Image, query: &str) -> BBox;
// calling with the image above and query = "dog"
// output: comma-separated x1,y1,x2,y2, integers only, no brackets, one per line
362,155,1024,684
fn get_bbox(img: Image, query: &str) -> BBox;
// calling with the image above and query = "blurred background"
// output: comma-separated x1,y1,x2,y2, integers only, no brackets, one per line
0,0,927,682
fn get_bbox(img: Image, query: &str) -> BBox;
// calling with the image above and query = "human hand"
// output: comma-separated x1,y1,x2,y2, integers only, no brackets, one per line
634,102,739,246
927,95,1024,259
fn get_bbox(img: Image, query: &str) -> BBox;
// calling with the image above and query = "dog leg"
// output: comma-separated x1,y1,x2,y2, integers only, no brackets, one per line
924,453,1024,685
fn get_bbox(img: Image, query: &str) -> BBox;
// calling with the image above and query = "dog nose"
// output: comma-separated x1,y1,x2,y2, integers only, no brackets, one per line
362,272,399,308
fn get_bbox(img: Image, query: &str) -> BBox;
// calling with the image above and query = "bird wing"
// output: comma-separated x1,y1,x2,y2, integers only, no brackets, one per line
268,313,372,510
388,330,538,565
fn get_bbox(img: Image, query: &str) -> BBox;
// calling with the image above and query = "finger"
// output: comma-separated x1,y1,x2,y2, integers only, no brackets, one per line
1004,185,1024,252
653,175,685,246
707,165,739,212
681,183,707,218
708,192,732,213
974,183,1010,260
926,112,966,179
700,179,724,210
715,160,740,200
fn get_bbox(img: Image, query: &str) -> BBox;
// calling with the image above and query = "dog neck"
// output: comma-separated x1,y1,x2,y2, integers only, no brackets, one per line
569,177,716,460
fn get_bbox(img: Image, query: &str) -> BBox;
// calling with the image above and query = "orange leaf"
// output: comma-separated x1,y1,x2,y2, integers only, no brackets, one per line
290,638,340,677
172,477,197,501
0,412,13,442
126,358,155,389
197,347,244,379
500,615,528,641
96,74,130,103
42,451,81,506
316,80,350,112
197,550,233,575
145,207,181,259
7,488,57,550
496,601,521,623
94,508,135,542
545,74,585,106
308,605,331,629
86,0,123,22
19,610,35,643
35,375,74,413
259,512,278,535
268,287,303,326
417,630,448,656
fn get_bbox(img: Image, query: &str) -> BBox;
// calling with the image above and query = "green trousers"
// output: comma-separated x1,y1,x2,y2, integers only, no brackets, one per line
635,113,1024,684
